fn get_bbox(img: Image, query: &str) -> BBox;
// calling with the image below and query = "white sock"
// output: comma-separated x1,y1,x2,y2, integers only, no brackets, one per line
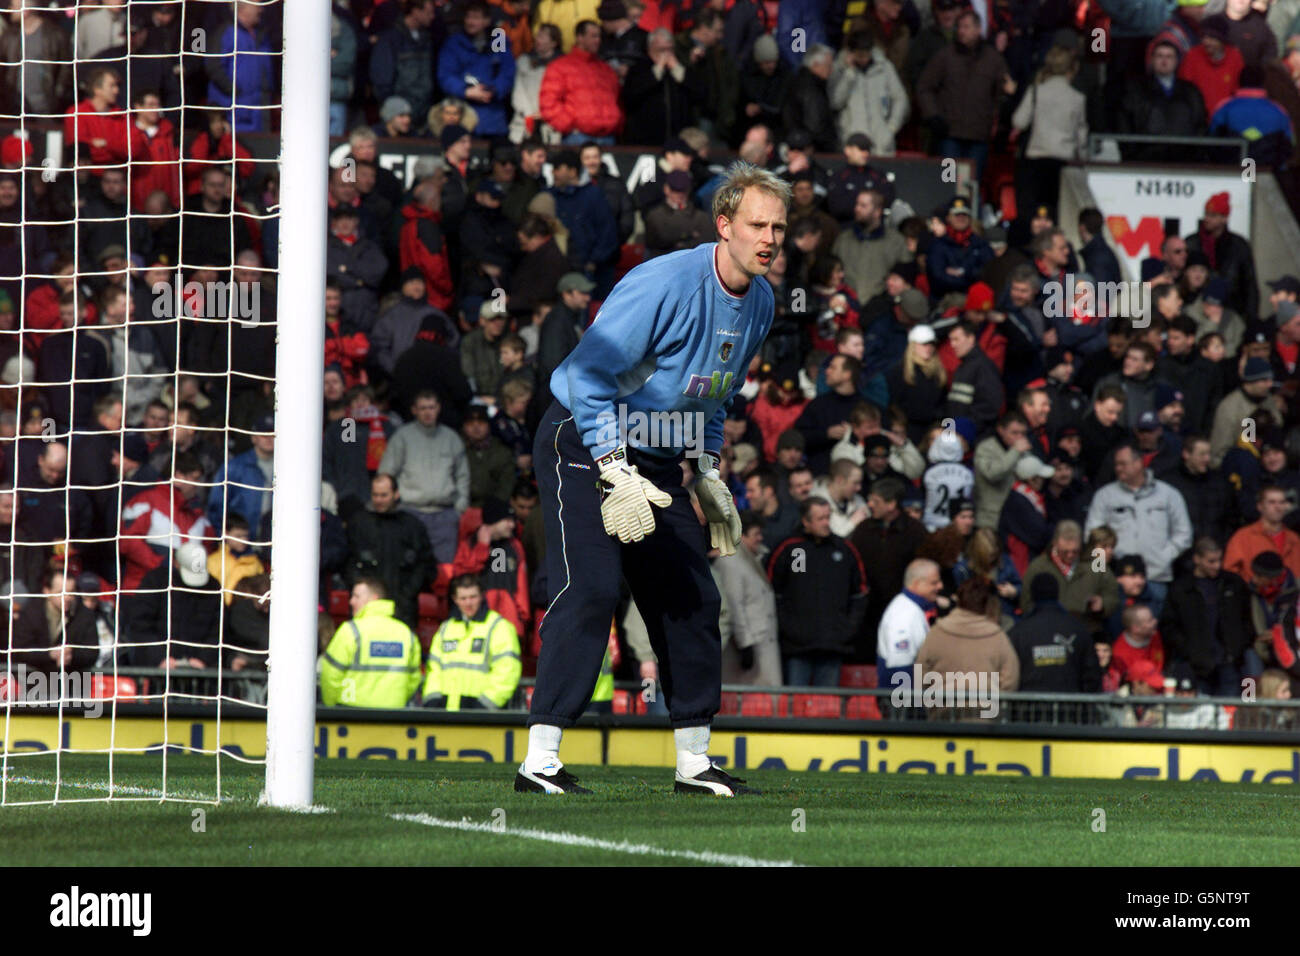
674,725,712,777
523,724,563,774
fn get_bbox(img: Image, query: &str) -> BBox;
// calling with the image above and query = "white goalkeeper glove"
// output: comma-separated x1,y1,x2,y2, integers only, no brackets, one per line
694,452,742,556
595,447,672,543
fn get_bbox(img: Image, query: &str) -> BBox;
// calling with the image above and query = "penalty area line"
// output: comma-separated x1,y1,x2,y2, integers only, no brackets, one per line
392,812,805,867
0,774,237,803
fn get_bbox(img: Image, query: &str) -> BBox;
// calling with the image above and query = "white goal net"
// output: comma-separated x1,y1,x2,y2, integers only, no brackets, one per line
0,0,323,808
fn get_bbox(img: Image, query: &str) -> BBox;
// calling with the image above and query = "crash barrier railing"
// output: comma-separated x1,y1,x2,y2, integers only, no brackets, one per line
4,669,1297,733
1086,133,1248,165
529,680,1300,734
0,665,268,707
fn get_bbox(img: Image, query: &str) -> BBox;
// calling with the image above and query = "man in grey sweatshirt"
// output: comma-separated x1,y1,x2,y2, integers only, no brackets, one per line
377,389,470,563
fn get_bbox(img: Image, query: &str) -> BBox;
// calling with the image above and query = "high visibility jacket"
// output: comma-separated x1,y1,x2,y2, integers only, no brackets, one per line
423,607,521,710
320,599,423,708
591,646,614,703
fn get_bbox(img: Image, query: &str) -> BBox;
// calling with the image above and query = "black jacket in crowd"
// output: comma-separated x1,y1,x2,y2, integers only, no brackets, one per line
886,359,948,445
1078,409,1125,484
37,325,110,431
1186,226,1260,322
1156,349,1223,435
390,339,472,428
7,596,99,675
227,595,270,667
124,562,224,669
1117,76,1206,161
794,389,861,475
782,66,837,154
849,511,927,649
1008,599,1102,693
1158,461,1234,546
943,346,1003,437
537,301,586,410
621,56,701,149
768,531,868,656
345,506,436,629
1159,569,1252,681
1079,233,1121,284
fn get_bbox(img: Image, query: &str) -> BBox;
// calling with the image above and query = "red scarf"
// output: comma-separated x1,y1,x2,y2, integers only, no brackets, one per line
1012,480,1046,515
1050,547,1076,579
1198,227,1219,270
1257,577,1284,601
948,227,972,247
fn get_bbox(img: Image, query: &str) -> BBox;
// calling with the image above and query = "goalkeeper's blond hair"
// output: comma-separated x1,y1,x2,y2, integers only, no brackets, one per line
711,161,792,222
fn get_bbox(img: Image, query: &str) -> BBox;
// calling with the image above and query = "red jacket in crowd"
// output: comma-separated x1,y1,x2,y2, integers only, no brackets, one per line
1104,629,1166,693
451,509,530,638
131,118,182,211
399,202,455,312
751,389,809,462
183,130,254,195
119,485,214,591
938,318,1007,377
1178,44,1243,121
325,318,369,387
23,283,63,354
538,47,623,137
63,98,144,171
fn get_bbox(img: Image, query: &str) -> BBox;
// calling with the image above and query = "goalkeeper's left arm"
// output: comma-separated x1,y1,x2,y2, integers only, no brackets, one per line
692,443,741,557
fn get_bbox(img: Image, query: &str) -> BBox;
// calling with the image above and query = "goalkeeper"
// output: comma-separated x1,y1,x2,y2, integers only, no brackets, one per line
516,162,790,796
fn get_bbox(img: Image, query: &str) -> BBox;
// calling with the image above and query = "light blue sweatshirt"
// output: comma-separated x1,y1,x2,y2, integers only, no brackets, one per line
551,243,774,460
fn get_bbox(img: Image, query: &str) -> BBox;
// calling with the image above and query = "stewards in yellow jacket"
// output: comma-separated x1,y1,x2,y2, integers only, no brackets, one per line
423,575,521,710
320,578,423,708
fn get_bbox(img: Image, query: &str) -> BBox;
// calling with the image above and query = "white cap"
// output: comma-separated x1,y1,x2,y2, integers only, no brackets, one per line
908,324,935,345
1014,456,1055,481
176,542,210,588
1,355,33,385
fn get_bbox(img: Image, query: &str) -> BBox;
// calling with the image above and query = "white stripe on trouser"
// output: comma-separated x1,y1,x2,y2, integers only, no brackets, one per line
528,416,575,772
545,416,576,617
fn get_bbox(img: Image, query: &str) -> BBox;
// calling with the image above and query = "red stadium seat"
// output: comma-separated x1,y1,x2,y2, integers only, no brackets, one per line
997,177,1017,223
845,695,882,720
612,689,631,714
719,692,741,715
89,675,139,702
792,694,842,718
839,665,876,688
433,564,455,595
327,589,349,620
0,672,17,702
739,693,789,717
416,619,439,653
615,243,645,280
417,592,440,619
524,686,534,710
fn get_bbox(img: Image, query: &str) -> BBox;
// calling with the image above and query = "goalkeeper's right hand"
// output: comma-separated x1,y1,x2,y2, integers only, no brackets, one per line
595,447,672,543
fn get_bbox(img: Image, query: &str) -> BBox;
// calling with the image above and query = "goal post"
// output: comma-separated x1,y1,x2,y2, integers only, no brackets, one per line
263,0,330,809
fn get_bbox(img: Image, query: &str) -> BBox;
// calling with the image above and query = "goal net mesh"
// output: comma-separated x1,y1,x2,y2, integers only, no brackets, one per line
0,0,286,806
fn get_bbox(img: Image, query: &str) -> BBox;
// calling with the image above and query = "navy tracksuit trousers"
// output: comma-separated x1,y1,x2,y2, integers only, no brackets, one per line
528,402,722,729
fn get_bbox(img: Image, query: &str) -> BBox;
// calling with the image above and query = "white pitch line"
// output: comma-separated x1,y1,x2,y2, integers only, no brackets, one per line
392,812,804,867
1,774,234,803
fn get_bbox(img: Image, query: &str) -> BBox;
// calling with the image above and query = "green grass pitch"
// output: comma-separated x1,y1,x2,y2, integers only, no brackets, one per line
1,754,1297,866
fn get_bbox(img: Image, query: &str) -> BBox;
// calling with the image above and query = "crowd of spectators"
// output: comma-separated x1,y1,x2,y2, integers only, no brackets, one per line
0,0,1299,725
